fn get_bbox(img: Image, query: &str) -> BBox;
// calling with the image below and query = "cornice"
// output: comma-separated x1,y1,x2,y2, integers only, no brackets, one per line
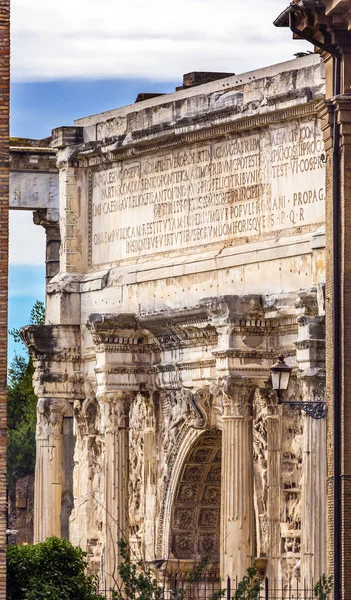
78,100,320,166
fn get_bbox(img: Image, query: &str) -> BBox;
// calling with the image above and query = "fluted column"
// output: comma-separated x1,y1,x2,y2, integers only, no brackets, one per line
266,402,282,581
101,392,131,593
34,397,72,542
300,380,326,583
143,394,157,562
220,378,254,583
20,324,83,544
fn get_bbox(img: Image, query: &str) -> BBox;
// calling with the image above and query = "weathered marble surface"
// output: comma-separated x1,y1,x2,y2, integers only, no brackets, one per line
23,55,328,590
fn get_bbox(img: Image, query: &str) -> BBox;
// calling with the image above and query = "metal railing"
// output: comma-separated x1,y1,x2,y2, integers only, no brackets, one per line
101,575,327,599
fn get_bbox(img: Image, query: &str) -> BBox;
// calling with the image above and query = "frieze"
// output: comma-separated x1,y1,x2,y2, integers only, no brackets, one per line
95,366,156,376
294,340,325,350
173,359,217,371
27,350,81,364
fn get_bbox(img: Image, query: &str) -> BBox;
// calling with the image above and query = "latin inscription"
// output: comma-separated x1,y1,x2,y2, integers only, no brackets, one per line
90,120,325,266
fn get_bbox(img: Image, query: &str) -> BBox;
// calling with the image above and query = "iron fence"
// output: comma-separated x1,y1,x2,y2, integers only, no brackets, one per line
100,575,328,599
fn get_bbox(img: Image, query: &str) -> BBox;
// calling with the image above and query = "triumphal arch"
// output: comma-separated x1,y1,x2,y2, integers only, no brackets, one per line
22,54,327,591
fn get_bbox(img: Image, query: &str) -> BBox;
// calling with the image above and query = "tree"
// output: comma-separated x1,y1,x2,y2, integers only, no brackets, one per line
7,536,105,600
7,300,45,493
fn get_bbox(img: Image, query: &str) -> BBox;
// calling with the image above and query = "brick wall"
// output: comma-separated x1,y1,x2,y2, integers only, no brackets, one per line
0,2,10,599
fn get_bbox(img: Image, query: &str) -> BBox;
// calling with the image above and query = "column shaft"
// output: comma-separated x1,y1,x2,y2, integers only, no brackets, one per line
267,414,282,581
34,399,72,543
104,402,129,592
221,415,253,582
144,424,156,561
301,416,326,582
34,430,63,541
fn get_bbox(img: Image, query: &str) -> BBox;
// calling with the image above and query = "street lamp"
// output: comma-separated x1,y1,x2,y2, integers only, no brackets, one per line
270,355,326,420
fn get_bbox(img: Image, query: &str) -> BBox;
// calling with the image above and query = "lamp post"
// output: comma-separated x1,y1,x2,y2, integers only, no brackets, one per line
270,355,326,420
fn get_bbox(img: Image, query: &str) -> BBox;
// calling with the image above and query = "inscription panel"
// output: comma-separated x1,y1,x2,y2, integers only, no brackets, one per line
89,119,325,267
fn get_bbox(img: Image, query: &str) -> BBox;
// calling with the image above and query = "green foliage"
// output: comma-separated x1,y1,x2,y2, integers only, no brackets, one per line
7,300,45,492
233,565,262,600
113,541,225,600
10,300,45,343
7,536,105,600
112,539,163,600
314,574,333,600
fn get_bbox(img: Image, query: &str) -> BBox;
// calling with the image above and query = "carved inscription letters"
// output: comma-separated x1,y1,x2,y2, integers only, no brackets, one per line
90,119,324,266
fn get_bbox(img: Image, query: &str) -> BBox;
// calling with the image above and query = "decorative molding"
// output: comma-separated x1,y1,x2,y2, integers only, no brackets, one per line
80,100,319,164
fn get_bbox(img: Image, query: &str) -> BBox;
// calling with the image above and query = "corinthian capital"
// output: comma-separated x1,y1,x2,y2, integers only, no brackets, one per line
97,390,133,431
221,377,256,417
37,397,72,438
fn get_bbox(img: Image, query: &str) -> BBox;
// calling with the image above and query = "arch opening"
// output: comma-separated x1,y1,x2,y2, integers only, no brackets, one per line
170,429,222,563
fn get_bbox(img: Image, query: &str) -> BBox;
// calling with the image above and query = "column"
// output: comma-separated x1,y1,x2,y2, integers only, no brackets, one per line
143,394,157,562
294,307,326,582
102,392,130,593
61,415,75,540
20,323,83,543
300,383,327,583
34,397,72,542
266,404,282,582
220,378,254,584
33,208,61,286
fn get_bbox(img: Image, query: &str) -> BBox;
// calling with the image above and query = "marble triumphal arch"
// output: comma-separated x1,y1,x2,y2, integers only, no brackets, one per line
17,54,328,591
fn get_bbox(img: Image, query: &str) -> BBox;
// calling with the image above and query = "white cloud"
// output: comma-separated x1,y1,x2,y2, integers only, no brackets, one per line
9,211,45,265
11,0,310,82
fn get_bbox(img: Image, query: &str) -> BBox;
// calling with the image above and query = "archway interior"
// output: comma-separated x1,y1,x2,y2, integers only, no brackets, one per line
171,430,222,562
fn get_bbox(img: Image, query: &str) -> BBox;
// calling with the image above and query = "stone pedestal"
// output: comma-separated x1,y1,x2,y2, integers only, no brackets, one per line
220,380,254,583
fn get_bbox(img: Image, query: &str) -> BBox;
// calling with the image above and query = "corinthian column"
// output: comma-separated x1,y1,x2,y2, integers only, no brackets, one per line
34,397,72,542
100,392,131,593
266,400,282,581
220,378,254,584
300,379,326,583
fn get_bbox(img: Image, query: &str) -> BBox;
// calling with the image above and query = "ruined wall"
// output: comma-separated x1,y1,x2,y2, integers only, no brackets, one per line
24,55,328,591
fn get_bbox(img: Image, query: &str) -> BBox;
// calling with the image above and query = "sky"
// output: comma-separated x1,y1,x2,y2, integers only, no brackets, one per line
8,0,310,362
